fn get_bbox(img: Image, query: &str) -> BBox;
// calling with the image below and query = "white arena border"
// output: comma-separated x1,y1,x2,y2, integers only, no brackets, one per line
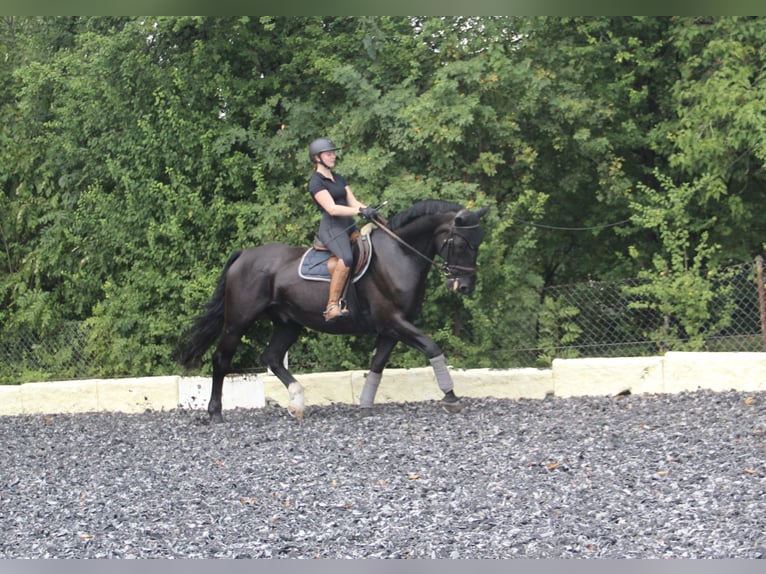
1,352,765,417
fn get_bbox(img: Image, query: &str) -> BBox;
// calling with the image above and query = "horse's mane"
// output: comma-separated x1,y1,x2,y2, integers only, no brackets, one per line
388,199,463,231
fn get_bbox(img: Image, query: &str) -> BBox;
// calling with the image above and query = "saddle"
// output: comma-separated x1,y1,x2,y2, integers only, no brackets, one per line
298,228,374,283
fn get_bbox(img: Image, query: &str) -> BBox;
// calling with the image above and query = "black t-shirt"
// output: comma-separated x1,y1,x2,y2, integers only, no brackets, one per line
308,171,348,213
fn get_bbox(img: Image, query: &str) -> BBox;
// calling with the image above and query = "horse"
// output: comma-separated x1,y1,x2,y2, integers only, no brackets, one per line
177,199,490,423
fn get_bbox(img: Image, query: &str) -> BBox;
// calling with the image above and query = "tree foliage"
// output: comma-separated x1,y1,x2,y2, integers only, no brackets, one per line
1,16,765,381
625,172,734,351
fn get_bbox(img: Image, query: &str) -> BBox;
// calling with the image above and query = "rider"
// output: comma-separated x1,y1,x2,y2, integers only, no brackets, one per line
308,137,379,322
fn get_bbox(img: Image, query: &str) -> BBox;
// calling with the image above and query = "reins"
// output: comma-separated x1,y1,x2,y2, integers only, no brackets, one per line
316,201,480,278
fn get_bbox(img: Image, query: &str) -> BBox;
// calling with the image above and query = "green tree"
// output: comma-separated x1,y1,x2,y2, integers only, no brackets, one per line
3,17,766,383
658,16,766,266
625,171,734,351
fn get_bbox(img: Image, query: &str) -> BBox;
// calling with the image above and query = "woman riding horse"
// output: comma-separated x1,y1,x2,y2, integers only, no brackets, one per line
177,196,489,423
307,137,379,322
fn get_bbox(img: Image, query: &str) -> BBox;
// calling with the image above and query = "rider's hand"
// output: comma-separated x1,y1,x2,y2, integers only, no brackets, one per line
358,206,379,220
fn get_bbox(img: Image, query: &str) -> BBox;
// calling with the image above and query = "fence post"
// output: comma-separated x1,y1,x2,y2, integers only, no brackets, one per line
757,255,766,352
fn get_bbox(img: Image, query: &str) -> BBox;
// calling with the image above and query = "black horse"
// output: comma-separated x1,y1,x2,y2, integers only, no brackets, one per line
177,199,489,423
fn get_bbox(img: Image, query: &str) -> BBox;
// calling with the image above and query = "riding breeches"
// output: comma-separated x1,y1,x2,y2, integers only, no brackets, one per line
318,214,356,267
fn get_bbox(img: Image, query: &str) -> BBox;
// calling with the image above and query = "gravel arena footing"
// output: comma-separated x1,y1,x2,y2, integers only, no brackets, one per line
1,389,765,559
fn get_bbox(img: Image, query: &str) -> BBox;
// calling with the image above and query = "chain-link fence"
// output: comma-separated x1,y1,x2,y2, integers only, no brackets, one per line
0,322,95,384
502,257,766,366
2,258,765,383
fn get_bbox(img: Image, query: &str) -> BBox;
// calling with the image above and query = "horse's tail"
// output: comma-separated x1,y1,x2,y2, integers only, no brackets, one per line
176,250,242,370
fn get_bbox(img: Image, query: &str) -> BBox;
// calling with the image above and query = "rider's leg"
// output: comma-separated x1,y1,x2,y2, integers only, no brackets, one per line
324,259,351,321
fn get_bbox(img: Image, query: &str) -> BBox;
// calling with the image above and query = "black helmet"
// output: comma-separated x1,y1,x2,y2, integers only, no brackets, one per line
308,137,341,162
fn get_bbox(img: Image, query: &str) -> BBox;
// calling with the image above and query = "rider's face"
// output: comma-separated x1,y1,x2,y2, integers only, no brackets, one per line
319,150,336,167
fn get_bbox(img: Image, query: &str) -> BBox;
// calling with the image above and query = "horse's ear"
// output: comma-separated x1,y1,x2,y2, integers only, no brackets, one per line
455,206,489,226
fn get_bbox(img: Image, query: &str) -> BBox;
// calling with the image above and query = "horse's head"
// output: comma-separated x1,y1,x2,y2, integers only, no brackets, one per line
438,206,490,295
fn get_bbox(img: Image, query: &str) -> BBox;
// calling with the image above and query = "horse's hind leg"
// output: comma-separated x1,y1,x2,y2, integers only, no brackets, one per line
359,335,397,409
208,329,242,423
261,320,305,419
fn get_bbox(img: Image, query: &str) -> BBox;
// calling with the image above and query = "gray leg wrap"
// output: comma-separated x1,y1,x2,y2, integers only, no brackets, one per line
429,354,453,394
360,371,382,408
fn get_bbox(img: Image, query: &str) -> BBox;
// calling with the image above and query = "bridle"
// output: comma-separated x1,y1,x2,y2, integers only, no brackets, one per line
372,216,480,280
439,222,481,279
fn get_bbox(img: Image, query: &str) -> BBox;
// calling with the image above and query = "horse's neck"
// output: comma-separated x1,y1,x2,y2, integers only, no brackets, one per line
395,214,450,257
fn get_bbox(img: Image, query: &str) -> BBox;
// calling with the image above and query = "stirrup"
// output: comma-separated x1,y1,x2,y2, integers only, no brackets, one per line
323,303,349,322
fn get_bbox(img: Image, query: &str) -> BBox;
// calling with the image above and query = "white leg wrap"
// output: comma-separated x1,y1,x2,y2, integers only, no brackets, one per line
360,372,382,408
287,381,305,420
429,354,453,394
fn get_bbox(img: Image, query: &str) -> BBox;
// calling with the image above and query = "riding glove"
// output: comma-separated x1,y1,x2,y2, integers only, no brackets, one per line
358,206,379,220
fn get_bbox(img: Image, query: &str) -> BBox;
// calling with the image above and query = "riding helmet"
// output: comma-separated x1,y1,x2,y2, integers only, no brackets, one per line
308,137,341,162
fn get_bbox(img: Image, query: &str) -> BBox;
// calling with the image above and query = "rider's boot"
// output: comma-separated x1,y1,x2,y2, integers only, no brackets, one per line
324,259,351,322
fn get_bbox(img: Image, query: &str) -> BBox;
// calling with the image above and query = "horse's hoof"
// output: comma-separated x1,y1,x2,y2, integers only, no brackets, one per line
209,413,225,424
440,397,464,413
287,382,305,421
359,407,375,418
287,404,304,421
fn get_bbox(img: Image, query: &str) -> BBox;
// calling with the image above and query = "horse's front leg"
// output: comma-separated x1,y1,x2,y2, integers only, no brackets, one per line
383,316,462,411
428,353,461,408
